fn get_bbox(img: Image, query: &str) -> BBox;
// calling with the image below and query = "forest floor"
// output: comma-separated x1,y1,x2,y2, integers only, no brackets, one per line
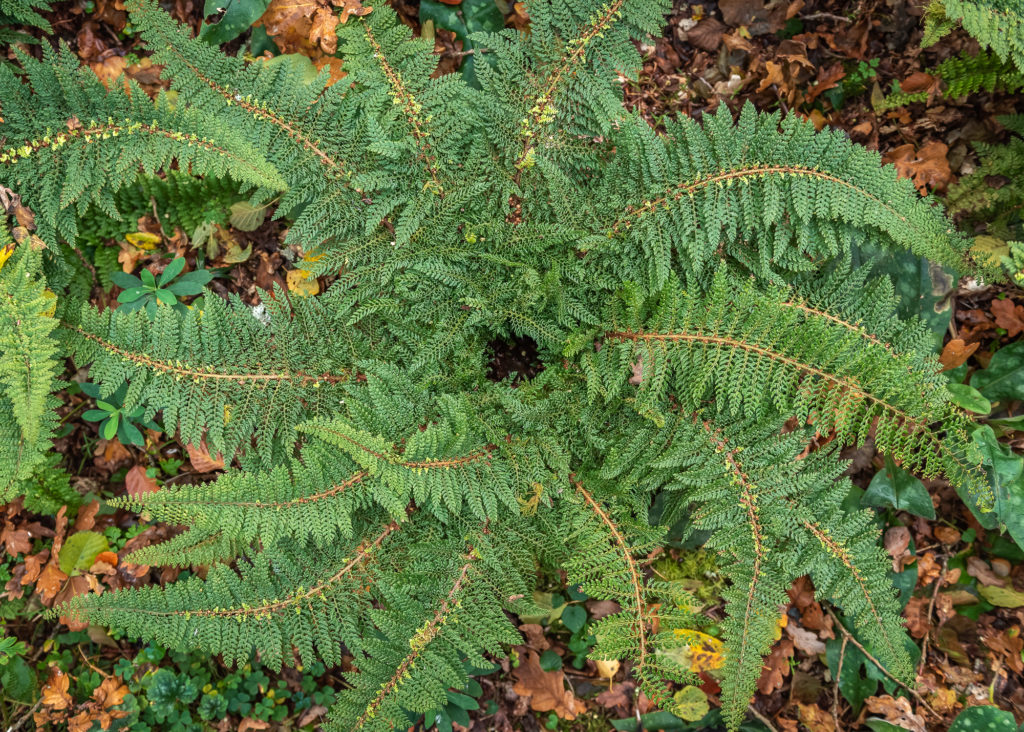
2,0,1024,730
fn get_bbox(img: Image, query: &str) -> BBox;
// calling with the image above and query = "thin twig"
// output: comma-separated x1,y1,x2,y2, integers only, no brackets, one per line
747,704,779,732
6,697,43,732
800,11,852,22
917,557,948,679
833,635,848,729
827,609,939,718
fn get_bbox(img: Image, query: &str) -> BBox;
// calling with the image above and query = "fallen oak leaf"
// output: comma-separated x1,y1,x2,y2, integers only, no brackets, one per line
512,648,585,720
991,297,1024,338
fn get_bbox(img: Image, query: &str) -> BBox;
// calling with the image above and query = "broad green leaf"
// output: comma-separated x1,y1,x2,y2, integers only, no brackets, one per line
538,649,562,672
966,426,1024,546
158,256,186,286
973,341,1024,403
101,415,119,441
949,705,1020,732
198,0,271,46
946,383,991,414
560,604,587,634
59,531,110,575
862,457,936,518
672,686,709,722
978,585,1024,608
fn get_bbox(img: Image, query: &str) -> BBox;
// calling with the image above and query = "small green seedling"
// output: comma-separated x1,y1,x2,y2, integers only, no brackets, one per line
112,257,212,318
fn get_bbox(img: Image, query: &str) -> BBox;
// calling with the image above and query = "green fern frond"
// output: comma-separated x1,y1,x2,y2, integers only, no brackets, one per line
60,522,402,671
589,268,987,501
591,104,976,288
62,289,374,465
0,43,284,254
603,413,911,728
0,0,51,32
924,0,1024,70
937,49,1024,97
0,229,60,500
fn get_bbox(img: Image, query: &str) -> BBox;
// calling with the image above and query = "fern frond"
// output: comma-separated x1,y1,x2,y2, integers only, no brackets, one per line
591,104,976,288
122,526,243,568
0,44,284,253
937,49,1024,97
0,0,51,32
561,480,696,706
62,289,371,465
60,522,401,671
589,268,987,501
601,412,911,727
0,230,60,500
925,0,1024,70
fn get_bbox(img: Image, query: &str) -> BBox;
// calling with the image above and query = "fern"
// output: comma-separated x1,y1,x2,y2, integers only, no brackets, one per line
924,0,1024,71
0,0,1003,728
937,49,1024,97
0,222,60,501
0,0,52,35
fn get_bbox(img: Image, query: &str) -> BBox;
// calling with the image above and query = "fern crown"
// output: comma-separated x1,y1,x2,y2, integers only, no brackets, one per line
0,0,995,729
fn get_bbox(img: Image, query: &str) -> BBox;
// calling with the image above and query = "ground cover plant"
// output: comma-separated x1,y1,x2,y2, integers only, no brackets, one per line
2,0,1024,730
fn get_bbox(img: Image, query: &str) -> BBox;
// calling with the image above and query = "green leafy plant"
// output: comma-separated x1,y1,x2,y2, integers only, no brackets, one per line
111,257,213,317
81,381,162,446
0,0,1007,729
923,0,1024,70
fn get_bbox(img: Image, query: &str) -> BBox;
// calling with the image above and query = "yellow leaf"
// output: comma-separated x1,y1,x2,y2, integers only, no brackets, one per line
671,629,725,672
672,685,709,722
125,231,161,250
594,658,619,681
0,243,13,271
41,289,57,317
286,268,320,297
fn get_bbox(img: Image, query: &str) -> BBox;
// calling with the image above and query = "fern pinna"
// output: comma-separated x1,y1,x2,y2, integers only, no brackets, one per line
0,0,998,728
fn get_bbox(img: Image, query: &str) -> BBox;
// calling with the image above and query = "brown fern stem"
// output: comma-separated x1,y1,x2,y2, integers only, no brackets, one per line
69,326,351,386
608,165,910,235
351,559,475,731
692,416,765,705
362,25,446,197
0,121,272,182
570,479,648,676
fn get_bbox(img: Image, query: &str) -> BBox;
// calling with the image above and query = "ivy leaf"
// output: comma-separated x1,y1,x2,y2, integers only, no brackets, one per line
964,426,1024,547
59,531,110,575
948,705,1020,732
862,457,935,518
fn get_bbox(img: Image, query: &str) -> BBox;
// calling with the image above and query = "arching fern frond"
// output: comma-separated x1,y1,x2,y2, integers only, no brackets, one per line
588,268,987,501
589,104,977,288
0,44,284,253
602,413,912,729
59,521,402,672
62,288,374,465
0,228,60,500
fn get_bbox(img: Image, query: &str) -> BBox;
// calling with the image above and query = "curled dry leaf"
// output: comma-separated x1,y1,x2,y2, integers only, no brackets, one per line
939,338,978,371
864,694,926,732
511,649,585,720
